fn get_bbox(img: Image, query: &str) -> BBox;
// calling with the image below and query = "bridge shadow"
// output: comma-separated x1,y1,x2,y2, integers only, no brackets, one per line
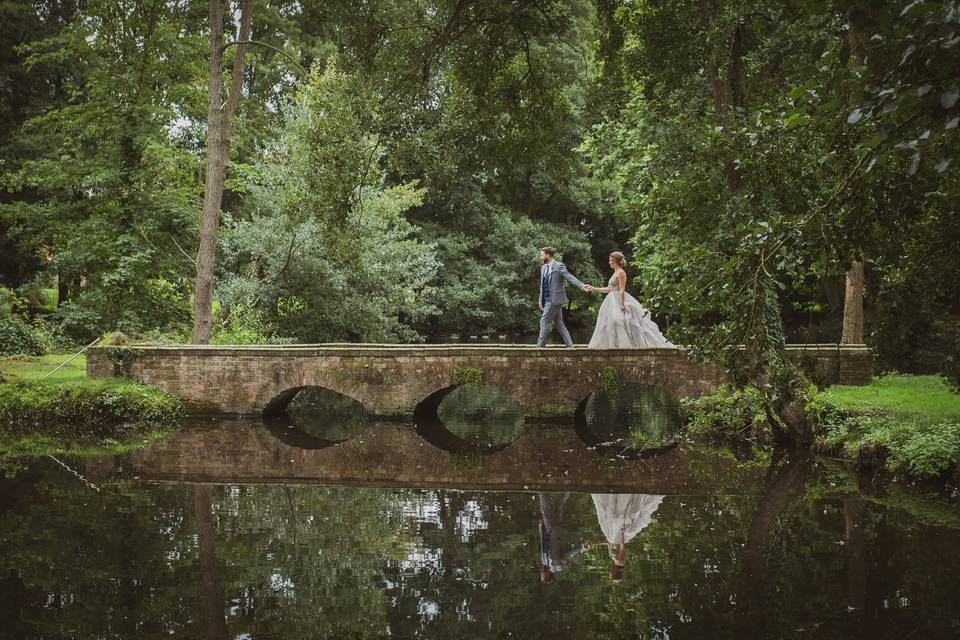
574,383,685,459
263,386,368,450
414,383,524,455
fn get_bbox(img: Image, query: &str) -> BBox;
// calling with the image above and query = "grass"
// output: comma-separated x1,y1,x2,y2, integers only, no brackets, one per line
813,374,960,478
822,375,960,426
0,353,87,383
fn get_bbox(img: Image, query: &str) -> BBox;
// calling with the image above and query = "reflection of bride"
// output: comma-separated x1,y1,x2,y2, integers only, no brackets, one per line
586,252,672,349
590,493,664,582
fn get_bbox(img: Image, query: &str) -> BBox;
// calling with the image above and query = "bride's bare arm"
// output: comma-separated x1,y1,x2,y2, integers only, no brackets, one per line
618,271,627,309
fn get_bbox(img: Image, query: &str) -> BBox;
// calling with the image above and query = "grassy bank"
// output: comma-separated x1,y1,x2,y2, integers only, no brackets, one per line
0,353,181,459
811,375,960,479
0,353,87,382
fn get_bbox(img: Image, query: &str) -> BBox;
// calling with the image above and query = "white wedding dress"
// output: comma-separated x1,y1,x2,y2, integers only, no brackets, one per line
591,493,664,551
587,272,673,348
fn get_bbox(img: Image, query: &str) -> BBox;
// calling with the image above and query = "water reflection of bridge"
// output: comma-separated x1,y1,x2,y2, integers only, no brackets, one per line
86,343,873,418
88,421,768,495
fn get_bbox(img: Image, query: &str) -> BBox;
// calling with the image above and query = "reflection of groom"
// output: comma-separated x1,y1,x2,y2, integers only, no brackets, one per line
537,247,589,348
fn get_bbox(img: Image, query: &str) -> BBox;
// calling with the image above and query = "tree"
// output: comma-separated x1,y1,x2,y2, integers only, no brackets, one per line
191,0,253,344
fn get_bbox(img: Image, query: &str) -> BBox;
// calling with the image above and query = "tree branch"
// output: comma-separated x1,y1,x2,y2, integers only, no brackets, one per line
221,39,307,77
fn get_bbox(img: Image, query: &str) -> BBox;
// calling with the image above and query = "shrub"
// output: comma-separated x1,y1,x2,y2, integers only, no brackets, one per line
0,316,48,357
944,336,960,394
684,385,774,446
0,287,19,319
99,331,131,346
211,305,293,345
864,420,960,478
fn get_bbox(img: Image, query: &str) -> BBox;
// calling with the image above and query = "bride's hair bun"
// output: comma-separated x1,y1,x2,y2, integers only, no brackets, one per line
610,251,627,268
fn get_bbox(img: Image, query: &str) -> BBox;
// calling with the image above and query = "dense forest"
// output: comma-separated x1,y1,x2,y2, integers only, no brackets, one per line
2,1,958,371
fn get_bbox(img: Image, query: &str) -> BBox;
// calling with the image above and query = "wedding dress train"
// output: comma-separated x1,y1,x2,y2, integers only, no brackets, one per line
587,273,673,348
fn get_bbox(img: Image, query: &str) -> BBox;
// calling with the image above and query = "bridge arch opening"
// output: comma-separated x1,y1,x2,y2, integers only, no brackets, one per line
414,383,524,455
574,383,684,457
263,386,368,450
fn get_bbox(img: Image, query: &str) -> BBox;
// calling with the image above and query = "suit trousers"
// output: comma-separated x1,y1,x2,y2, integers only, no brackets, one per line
537,303,574,347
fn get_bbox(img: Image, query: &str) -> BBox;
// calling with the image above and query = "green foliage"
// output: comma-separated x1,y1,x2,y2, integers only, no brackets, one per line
944,337,960,393
0,287,18,318
0,315,47,356
452,368,485,386
684,385,774,447
865,420,960,478
1,1,206,340
584,0,960,407
104,345,137,377
811,375,960,478
99,331,130,346
418,208,601,336
599,367,620,395
220,65,439,343
211,305,290,346
0,378,181,440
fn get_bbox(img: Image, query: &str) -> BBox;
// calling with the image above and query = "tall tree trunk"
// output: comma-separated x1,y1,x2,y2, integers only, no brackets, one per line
191,0,252,344
841,256,865,343
840,4,870,345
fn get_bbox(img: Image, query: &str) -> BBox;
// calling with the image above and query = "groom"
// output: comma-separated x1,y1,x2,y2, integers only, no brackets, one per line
537,247,590,348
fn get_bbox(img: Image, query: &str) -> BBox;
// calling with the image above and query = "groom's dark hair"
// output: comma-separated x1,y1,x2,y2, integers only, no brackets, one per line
540,246,556,257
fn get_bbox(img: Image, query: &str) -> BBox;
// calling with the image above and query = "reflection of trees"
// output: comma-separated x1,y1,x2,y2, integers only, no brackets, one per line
284,386,368,442
435,384,524,449
194,484,228,640
3,456,960,637
581,384,682,451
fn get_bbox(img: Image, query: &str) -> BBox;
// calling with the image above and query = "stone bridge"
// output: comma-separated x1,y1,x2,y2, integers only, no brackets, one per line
86,343,872,418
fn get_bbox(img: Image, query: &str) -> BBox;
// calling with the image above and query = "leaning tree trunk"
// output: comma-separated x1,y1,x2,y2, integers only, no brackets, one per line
841,256,865,344
191,0,252,344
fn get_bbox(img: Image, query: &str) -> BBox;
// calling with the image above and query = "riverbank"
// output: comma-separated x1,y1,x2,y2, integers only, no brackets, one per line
811,374,960,479
0,353,181,459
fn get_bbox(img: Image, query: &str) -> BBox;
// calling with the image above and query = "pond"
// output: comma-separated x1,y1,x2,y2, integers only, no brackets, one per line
2,385,960,639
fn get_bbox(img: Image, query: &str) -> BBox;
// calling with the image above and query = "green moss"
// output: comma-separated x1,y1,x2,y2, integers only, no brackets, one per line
452,367,484,385
0,378,182,440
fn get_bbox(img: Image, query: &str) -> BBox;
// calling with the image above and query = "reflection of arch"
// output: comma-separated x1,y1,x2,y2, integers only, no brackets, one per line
575,383,683,457
414,384,524,455
263,386,368,450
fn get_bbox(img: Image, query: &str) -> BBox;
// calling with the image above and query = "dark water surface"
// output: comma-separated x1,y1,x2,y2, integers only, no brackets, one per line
2,398,960,638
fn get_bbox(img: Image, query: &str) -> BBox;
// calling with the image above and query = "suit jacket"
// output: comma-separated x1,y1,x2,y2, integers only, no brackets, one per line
539,260,586,306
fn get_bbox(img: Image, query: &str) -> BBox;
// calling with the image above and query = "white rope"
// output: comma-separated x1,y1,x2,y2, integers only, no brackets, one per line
40,337,100,380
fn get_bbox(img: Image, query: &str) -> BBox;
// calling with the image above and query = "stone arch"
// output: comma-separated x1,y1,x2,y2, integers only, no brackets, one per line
413,383,525,455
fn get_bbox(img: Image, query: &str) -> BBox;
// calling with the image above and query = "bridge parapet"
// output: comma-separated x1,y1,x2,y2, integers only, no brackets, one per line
86,343,872,418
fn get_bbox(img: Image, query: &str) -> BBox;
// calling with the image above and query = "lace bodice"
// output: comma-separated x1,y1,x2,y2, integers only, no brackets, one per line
608,272,621,292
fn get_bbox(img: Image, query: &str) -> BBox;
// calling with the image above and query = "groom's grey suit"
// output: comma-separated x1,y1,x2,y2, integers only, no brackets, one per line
538,259,587,347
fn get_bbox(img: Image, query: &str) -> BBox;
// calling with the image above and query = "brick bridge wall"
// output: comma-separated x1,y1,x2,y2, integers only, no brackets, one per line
86,344,873,418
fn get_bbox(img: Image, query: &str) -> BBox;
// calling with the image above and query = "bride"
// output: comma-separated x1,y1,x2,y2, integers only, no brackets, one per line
586,251,673,349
